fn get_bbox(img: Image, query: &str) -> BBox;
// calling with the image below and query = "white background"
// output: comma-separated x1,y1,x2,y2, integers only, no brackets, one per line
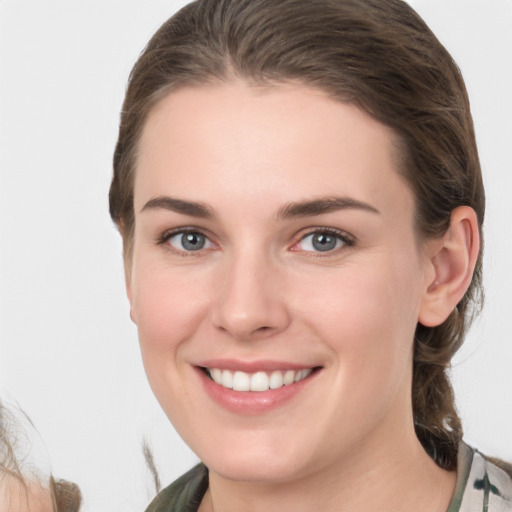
0,1,511,511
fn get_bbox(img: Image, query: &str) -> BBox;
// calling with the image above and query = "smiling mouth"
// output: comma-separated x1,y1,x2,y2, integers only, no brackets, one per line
202,367,319,392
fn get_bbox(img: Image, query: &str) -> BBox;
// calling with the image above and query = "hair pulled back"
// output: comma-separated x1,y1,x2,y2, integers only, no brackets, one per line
110,0,485,470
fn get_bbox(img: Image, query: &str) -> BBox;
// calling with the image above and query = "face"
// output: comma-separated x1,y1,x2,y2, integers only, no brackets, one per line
128,82,435,483
0,477,54,512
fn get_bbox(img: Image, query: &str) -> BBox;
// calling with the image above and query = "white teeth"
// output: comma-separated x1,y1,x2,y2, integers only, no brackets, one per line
295,368,313,382
250,372,269,391
283,370,295,385
221,369,233,388
233,371,250,391
211,368,222,385
207,367,314,392
269,370,284,389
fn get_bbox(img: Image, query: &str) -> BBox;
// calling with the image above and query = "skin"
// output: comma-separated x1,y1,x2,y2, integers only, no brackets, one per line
127,81,478,512
0,475,54,512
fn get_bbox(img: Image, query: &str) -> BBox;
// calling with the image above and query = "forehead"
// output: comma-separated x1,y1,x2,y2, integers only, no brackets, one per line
134,81,412,217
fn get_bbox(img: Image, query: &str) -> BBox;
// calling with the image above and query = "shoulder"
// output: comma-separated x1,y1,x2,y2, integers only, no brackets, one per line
449,442,512,512
145,464,209,512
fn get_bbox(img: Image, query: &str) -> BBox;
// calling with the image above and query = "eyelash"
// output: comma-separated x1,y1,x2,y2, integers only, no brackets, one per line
291,227,355,254
157,228,216,256
156,227,355,256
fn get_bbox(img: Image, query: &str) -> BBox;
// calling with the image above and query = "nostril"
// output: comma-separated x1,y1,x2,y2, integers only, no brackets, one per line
211,293,291,339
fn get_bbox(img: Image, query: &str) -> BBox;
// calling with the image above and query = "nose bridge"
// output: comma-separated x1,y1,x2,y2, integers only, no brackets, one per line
211,243,289,339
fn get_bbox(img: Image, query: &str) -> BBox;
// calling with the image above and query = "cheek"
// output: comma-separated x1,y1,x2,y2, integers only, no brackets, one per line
130,267,210,419
293,254,422,392
299,258,420,344
132,266,209,352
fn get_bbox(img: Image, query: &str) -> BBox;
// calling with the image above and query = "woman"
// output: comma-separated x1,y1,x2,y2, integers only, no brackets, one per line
109,0,512,510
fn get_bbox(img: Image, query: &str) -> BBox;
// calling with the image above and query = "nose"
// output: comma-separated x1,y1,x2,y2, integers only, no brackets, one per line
211,251,291,340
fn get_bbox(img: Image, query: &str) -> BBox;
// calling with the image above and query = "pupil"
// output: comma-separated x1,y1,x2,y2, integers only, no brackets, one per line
182,233,205,251
312,233,336,252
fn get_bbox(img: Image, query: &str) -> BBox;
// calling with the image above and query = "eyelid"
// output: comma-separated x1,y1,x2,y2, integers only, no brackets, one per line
157,227,216,254
290,227,355,253
155,226,355,255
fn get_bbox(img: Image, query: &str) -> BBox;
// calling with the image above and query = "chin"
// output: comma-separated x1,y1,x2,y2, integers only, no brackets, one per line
196,430,320,484
208,454,305,484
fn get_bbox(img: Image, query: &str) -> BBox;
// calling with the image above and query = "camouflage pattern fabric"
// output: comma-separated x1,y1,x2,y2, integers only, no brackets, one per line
145,464,208,512
448,443,512,512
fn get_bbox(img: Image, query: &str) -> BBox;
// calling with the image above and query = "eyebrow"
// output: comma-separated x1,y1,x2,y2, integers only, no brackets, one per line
140,195,379,220
277,196,380,219
141,196,214,218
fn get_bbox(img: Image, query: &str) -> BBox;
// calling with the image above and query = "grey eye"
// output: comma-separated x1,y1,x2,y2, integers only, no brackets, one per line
297,231,345,252
168,231,212,251
311,233,338,251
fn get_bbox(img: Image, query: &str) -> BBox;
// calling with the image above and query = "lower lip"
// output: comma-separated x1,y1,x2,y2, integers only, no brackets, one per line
196,367,319,415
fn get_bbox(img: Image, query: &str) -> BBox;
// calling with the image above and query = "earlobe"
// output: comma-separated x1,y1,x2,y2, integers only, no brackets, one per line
418,206,480,327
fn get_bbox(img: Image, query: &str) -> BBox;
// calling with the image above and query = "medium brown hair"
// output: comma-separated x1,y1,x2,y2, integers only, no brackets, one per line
1,401,82,512
109,0,485,470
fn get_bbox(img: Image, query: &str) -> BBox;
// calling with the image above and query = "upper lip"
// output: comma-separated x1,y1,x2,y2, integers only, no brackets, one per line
196,359,319,373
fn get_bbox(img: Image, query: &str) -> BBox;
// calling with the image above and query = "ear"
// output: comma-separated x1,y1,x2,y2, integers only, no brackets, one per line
418,206,480,327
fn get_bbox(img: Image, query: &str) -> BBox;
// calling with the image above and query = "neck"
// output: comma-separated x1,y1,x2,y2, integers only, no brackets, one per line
200,420,456,512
